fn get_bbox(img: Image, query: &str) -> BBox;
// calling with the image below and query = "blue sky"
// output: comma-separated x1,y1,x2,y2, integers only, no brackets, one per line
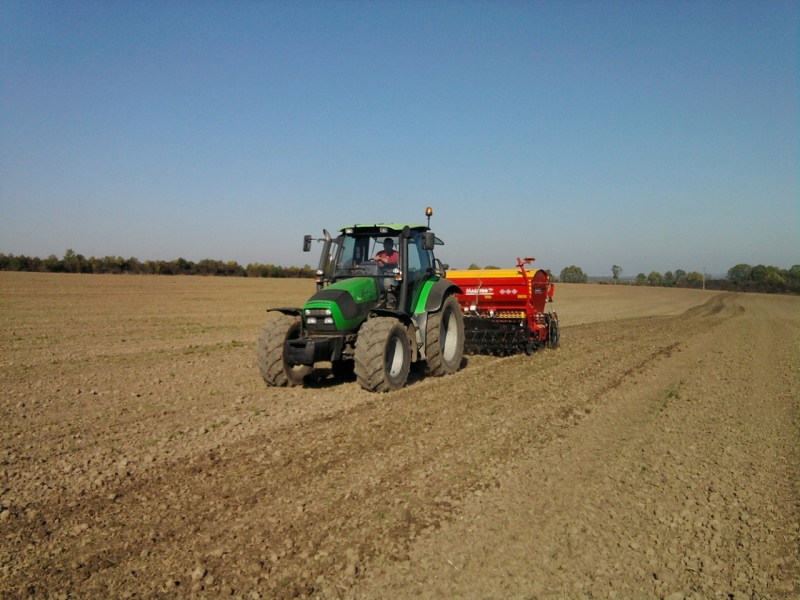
1,1,796,275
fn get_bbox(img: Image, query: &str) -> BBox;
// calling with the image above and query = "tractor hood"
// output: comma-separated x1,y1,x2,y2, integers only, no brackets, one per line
303,277,379,331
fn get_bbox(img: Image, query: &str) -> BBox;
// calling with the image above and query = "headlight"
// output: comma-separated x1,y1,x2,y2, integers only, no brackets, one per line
324,317,334,324
306,317,317,324
325,309,332,315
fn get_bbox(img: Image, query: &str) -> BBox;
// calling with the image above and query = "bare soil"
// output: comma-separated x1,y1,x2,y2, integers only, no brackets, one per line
1,273,797,599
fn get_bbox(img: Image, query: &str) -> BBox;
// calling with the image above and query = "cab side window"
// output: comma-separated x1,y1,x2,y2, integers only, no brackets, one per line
408,236,432,283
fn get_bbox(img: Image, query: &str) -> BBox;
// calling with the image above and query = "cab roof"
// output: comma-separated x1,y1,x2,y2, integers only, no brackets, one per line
338,223,429,235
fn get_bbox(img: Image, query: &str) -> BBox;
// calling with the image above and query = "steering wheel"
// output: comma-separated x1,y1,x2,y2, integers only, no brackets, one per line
353,261,379,276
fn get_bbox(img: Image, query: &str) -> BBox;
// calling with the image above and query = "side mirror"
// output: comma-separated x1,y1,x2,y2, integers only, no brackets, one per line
422,232,436,251
303,235,312,252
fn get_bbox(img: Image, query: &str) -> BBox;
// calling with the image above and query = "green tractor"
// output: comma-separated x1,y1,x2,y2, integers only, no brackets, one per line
257,211,465,392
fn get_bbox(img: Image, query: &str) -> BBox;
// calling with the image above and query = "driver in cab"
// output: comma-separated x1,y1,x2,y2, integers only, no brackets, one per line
373,238,398,271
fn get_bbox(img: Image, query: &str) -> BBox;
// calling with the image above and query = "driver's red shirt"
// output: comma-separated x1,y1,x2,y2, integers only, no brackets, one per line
375,250,398,267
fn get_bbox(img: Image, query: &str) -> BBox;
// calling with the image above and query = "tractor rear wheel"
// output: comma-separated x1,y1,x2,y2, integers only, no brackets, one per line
425,295,465,376
257,314,312,387
354,317,411,392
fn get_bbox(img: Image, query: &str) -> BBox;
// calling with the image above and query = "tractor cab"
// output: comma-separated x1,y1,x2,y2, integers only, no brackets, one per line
310,224,440,312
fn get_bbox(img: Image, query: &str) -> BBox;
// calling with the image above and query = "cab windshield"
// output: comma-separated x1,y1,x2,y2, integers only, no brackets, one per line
334,235,399,278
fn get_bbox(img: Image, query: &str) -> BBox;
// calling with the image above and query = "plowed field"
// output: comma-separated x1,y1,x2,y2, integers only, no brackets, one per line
1,273,797,599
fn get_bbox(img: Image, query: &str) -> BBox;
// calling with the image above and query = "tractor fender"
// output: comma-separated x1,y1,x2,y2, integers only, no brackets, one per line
424,280,462,313
268,307,303,317
367,309,419,363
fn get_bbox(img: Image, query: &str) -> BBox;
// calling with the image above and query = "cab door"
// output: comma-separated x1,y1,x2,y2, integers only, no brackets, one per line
406,234,433,312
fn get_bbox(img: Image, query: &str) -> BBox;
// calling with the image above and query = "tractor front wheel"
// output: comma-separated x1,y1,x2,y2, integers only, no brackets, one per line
257,314,312,387
354,317,411,392
425,295,465,376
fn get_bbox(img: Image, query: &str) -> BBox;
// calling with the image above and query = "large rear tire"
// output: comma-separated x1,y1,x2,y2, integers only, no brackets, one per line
257,314,312,387
425,295,465,376
354,317,411,392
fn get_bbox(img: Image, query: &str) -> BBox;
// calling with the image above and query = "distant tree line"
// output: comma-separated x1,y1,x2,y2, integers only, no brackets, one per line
633,269,699,287
554,263,800,295
629,264,800,294
720,263,800,294
0,250,315,278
